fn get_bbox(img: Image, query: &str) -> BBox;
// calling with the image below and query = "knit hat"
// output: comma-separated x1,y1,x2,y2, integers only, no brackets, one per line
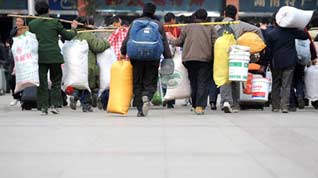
143,2,156,15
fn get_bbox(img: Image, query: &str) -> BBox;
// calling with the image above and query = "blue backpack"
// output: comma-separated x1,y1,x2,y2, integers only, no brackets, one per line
127,19,164,60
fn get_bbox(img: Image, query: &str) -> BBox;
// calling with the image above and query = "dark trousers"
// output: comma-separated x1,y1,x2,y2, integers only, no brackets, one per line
131,60,160,111
183,61,212,108
38,63,62,110
208,69,219,104
289,64,305,108
271,66,294,110
73,89,92,108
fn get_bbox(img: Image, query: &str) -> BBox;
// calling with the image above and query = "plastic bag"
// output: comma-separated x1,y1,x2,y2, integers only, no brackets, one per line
62,39,90,91
295,39,311,66
276,6,313,29
214,33,237,87
237,32,266,54
305,65,318,100
97,47,117,93
107,60,133,114
11,31,39,93
164,47,191,101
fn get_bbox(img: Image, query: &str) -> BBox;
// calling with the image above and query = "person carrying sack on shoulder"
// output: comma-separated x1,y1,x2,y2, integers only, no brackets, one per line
29,1,78,115
121,2,172,117
69,16,110,113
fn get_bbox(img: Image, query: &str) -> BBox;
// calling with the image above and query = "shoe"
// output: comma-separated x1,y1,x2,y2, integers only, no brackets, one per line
50,107,60,114
167,104,174,109
97,96,103,110
288,107,297,112
272,109,280,112
10,99,19,106
210,103,217,110
69,96,77,110
40,109,48,116
223,102,233,113
194,107,204,115
137,111,145,117
142,96,150,116
281,109,289,113
297,98,305,109
83,106,93,112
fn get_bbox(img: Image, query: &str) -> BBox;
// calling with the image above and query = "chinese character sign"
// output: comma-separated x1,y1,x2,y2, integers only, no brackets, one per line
96,0,221,12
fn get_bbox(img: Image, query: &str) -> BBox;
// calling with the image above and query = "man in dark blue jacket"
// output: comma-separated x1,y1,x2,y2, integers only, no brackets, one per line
264,19,308,113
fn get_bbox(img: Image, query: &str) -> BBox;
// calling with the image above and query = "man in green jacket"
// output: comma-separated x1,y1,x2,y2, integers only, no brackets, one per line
69,16,110,112
29,1,78,115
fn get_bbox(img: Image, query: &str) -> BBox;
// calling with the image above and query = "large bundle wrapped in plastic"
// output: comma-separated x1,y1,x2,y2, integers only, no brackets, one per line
62,40,90,91
237,32,266,54
11,31,39,93
276,6,313,29
97,47,117,93
107,60,133,114
163,48,191,101
214,33,236,87
305,65,318,100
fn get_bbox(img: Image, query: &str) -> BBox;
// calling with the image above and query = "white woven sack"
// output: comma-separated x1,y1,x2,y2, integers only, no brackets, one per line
11,31,39,93
97,47,117,93
305,65,318,100
62,39,90,91
164,47,191,101
276,6,313,29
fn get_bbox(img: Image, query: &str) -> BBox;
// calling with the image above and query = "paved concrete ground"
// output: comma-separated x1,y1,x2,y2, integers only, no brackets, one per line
0,94,318,178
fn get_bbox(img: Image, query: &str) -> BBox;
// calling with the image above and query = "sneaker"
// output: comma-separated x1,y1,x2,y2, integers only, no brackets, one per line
281,109,289,113
194,107,204,115
297,98,305,109
50,107,60,114
97,96,103,110
10,99,19,106
142,96,150,116
210,103,217,110
272,109,280,112
223,102,233,113
40,109,48,116
69,96,77,110
137,111,145,117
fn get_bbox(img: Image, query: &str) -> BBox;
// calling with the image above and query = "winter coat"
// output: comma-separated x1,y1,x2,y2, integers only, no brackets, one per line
74,30,110,89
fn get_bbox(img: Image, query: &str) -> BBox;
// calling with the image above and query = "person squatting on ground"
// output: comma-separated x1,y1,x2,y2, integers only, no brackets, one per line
168,8,218,115
69,16,110,112
121,2,172,117
217,5,264,113
28,1,78,115
263,12,308,113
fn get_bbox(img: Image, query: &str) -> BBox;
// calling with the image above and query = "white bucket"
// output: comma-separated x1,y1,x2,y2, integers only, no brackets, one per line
229,58,249,81
252,78,270,101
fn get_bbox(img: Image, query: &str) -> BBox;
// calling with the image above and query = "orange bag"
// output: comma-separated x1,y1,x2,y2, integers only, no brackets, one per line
248,63,261,71
243,73,253,95
107,60,133,115
237,32,266,54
